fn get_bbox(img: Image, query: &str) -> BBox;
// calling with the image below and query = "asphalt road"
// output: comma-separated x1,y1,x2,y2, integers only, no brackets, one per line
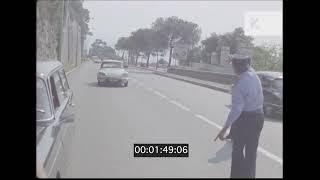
65,61,283,178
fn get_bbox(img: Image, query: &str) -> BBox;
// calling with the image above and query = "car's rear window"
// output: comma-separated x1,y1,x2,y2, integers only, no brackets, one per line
101,62,122,68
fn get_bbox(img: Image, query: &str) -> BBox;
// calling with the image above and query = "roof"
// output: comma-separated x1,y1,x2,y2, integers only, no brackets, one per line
37,60,63,78
101,59,123,63
256,71,283,79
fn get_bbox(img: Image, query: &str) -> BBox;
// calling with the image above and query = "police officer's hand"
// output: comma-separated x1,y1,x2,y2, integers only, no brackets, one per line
214,127,227,141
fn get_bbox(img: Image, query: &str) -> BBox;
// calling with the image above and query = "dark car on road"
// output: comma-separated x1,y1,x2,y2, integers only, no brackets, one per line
257,71,283,117
37,60,76,178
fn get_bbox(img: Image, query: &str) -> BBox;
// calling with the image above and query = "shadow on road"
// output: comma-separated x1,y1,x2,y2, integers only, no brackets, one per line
86,82,123,88
208,141,232,164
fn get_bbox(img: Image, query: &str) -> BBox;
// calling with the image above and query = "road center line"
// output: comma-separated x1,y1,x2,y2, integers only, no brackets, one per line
194,114,283,165
169,100,191,112
153,90,168,99
195,114,222,129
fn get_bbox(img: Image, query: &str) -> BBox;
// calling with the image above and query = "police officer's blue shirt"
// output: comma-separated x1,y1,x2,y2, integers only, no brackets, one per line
224,68,264,129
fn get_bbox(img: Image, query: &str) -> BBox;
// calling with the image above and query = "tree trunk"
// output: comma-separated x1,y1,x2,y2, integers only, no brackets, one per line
135,53,139,66
168,47,173,67
126,51,130,64
146,52,151,68
122,51,125,60
156,51,159,70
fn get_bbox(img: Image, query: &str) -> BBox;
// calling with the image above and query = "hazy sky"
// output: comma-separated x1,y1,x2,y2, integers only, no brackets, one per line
84,1,282,48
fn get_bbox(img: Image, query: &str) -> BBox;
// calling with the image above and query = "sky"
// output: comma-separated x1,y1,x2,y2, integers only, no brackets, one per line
83,0,282,49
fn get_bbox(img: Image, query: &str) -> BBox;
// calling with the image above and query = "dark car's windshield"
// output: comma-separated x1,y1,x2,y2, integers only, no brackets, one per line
273,79,283,91
37,78,52,120
101,62,122,69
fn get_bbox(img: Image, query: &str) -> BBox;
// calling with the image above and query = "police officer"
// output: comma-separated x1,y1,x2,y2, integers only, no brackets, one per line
214,54,264,178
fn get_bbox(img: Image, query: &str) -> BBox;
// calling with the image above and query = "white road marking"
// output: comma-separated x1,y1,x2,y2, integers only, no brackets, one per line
169,100,191,112
194,114,283,165
153,90,168,99
258,147,283,165
195,114,222,129
147,87,154,91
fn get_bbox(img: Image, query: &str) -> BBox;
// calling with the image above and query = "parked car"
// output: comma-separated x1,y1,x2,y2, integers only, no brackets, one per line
37,60,76,178
97,60,129,87
257,71,283,117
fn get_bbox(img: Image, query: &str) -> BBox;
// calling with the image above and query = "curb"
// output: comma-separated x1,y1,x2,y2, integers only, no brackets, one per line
134,66,231,94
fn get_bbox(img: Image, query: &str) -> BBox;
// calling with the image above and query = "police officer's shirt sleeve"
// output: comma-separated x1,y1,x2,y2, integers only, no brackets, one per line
223,78,246,129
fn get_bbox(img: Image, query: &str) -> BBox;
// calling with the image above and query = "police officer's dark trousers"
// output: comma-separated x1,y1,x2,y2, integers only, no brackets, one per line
230,110,264,178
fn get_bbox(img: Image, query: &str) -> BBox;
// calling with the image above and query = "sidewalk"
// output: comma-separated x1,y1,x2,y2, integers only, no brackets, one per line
134,66,231,93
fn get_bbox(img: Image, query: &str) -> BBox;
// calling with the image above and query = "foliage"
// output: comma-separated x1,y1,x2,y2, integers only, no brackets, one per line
89,39,118,59
152,16,201,67
252,44,282,72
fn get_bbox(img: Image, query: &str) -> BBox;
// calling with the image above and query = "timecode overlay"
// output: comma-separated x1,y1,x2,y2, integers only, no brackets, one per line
134,144,189,157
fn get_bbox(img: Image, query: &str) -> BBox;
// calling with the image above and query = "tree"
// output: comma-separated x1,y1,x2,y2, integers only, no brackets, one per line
252,44,282,71
186,47,202,65
201,33,219,63
115,37,128,59
136,28,155,68
129,29,148,65
126,28,168,68
217,27,254,54
89,39,118,60
152,16,201,67
201,33,219,53
150,31,168,69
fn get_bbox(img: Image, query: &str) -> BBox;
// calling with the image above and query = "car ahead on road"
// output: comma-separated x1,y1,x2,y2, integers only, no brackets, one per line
257,71,283,117
37,60,76,178
92,56,101,63
97,60,129,87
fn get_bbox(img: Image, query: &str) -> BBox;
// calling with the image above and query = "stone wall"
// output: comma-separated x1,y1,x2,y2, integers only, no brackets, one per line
36,1,58,60
37,0,83,70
